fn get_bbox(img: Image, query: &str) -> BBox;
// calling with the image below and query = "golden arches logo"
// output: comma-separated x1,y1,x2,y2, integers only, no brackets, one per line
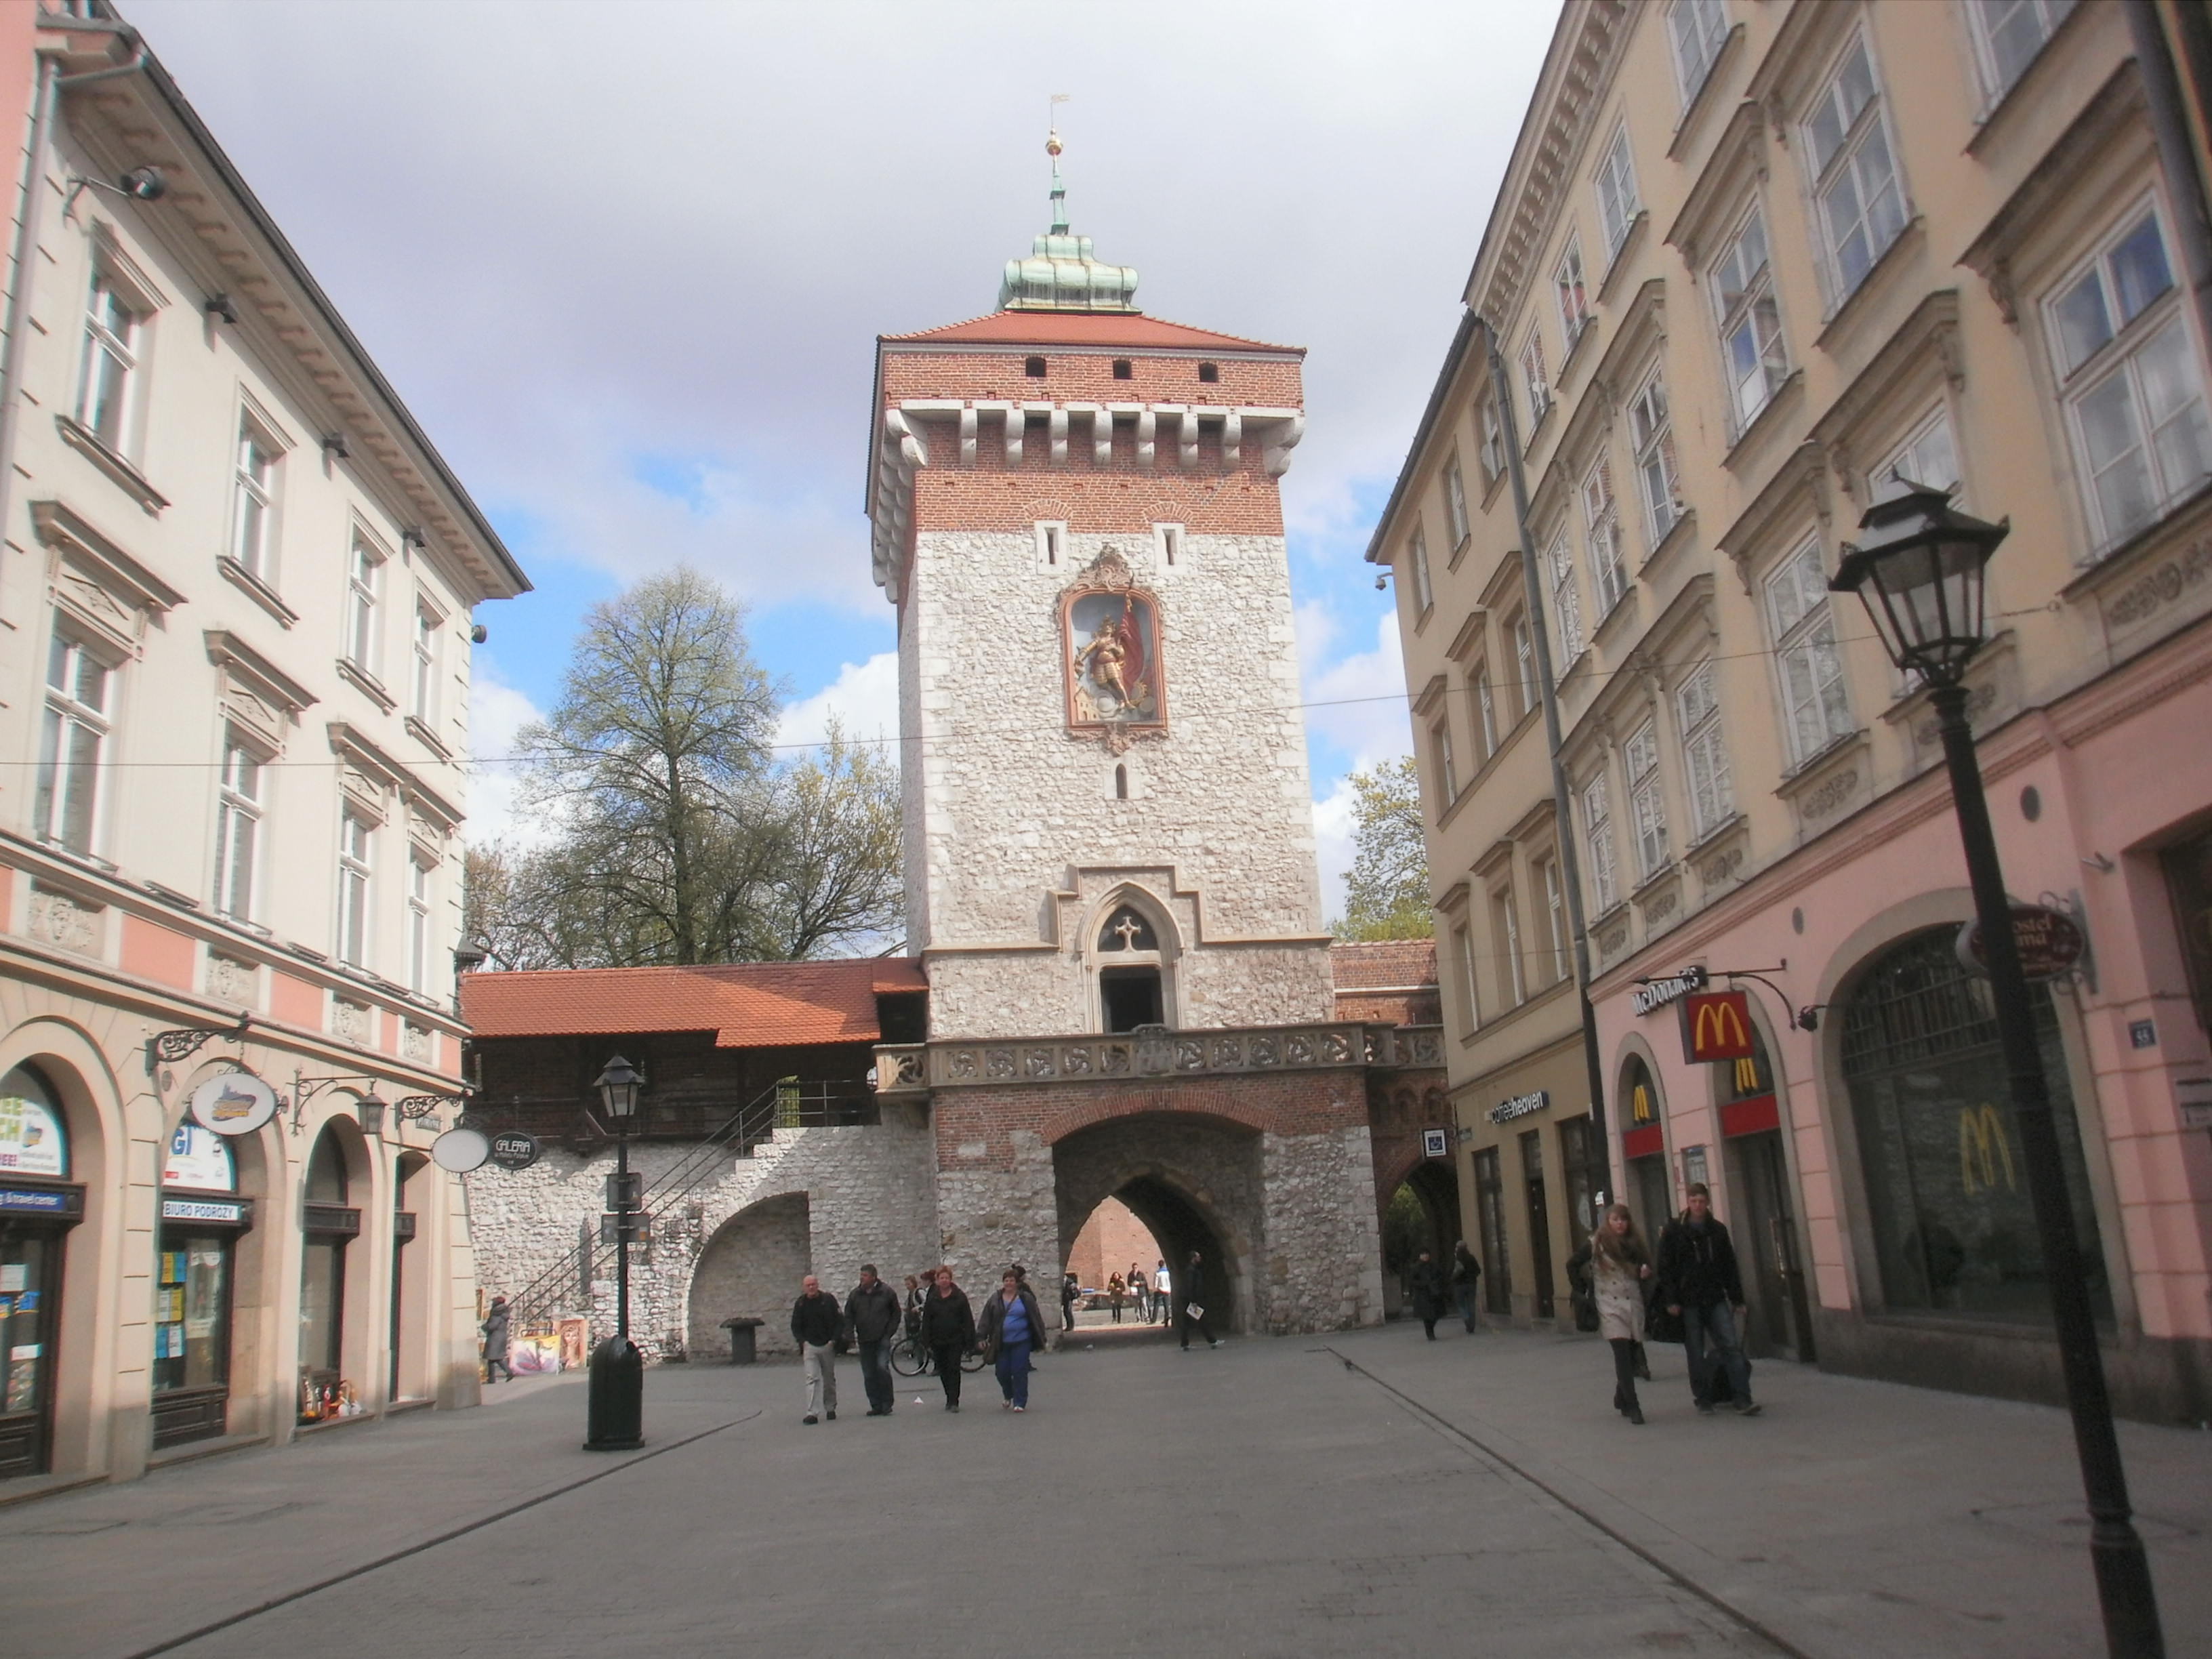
1959,1103,2016,1195
1631,1084,1653,1125
1734,1057,1761,1094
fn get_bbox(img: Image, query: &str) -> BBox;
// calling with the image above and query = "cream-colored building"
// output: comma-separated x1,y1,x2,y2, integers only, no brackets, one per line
0,4,527,1489
1373,0,2212,1418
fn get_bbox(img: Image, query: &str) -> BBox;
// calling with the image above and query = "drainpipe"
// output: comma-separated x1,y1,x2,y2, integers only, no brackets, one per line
0,42,150,556
2126,0,2212,354
1475,314,1614,1235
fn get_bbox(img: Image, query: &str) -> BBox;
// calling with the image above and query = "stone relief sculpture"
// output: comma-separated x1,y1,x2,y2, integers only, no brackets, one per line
1063,548,1166,753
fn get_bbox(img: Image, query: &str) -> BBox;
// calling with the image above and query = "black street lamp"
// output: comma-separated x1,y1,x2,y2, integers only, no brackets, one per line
584,1054,645,1450
1831,485,2163,1658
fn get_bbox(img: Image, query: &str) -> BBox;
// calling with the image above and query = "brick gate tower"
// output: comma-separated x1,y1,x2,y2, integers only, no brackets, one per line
867,137,1393,1333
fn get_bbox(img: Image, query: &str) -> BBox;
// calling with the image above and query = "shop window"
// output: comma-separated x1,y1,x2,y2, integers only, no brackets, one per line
298,1128,353,1418
2163,825,2212,1043
1621,1054,1673,1232
0,1063,70,1179
1472,1147,1511,1317
1839,928,2112,1323
152,1124,241,1441
1520,1128,1555,1319
1558,1115,1597,1237
0,1064,74,1477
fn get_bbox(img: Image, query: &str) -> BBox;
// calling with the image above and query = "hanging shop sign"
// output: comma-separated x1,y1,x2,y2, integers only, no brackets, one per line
0,1183,81,1216
1631,965,1708,1017
1681,990,1757,1064
1955,905,2085,982
1421,1127,1451,1158
487,1132,540,1172
430,1126,490,1174
187,1072,279,1139
1488,1090,1549,1125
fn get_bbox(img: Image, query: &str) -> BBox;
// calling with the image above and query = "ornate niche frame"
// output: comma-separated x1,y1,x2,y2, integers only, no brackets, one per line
1061,548,1168,754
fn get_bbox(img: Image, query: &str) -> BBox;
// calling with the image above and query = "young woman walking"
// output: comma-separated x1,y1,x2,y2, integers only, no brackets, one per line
1591,1203,1654,1425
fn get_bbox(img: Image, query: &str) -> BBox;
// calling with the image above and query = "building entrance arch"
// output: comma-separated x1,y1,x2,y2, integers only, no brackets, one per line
1052,1112,1260,1336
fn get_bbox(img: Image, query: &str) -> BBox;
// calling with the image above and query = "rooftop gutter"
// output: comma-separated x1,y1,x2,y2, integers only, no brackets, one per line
1361,306,1480,564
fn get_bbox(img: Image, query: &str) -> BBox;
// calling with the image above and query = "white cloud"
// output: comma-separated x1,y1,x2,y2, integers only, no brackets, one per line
777,652,901,754
464,666,546,850
1305,609,1412,771
1311,772,1361,926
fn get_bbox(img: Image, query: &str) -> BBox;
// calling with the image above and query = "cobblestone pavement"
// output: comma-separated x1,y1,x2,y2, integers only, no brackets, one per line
7,1324,2207,1658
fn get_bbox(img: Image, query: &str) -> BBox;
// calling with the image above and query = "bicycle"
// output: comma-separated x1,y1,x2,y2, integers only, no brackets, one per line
888,1328,986,1376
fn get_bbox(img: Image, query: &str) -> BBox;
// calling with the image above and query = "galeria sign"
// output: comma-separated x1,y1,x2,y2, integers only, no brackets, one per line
1954,905,2085,982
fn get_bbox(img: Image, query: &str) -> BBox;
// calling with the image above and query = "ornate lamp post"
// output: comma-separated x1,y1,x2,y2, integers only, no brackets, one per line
1831,485,2163,1658
584,1054,645,1450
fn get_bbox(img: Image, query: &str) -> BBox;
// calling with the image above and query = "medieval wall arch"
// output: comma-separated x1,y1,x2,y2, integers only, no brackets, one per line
688,1190,813,1359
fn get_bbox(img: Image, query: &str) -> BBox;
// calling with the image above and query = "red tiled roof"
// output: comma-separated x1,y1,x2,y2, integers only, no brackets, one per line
1329,939,1438,991
461,958,927,1048
881,310,1303,354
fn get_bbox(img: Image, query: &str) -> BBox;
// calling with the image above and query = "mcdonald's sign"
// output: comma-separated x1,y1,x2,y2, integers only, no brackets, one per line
1680,990,1756,1063
1959,1103,2017,1195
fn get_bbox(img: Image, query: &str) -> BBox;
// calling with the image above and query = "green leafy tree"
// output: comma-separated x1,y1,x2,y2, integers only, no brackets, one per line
1334,756,1431,941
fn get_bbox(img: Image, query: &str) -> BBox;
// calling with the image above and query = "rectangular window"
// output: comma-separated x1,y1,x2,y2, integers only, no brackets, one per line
1711,205,1788,433
1547,531,1584,663
2044,204,2212,547
1969,0,2075,100
1676,659,1735,840
1470,660,1497,764
1806,34,1908,298
1512,611,1537,720
407,856,432,994
1481,398,1507,484
1583,773,1620,914
1408,524,1433,615
1555,238,1590,350
411,602,441,724
1595,125,1641,260
1875,409,1961,503
1766,538,1854,762
337,811,373,968
1668,0,1730,103
1494,885,1526,1006
1580,459,1627,613
346,537,384,673
1520,328,1551,428
1454,923,1481,1031
36,630,112,855
1445,457,1470,548
1627,369,1683,546
1624,720,1669,878
213,737,262,921
231,422,277,581
78,270,140,451
1539,855,1569,984
1431,719,1459,810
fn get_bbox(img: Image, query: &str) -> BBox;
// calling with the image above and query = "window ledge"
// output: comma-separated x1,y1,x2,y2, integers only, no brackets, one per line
1776,728,1868,793
1589,584,1639,649
1681,812,1746,864
336,657,396,712
1521,396,1557,452
1813,216,1925,352
1721,371,1807,471
1480,466,1510,513
1666,25,1747,163
1964,1,2095,159
215,555,300,628
1412,601,1436,634
1630,861,1679,905
141,878,201,910
2061,474,2212,590
1595,211,1651,308
1557,316,1599,388
403,714,452,762
1446,532,1474,573
56,415,167,514
1638,506,1698,580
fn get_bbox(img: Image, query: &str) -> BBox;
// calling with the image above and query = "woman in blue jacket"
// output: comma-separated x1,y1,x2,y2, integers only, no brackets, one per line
978,1268,1048,1412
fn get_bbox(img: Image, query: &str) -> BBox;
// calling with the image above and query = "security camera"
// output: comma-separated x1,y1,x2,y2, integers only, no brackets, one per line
1374,574,1388,591
119,165,165,201
470,623,489,645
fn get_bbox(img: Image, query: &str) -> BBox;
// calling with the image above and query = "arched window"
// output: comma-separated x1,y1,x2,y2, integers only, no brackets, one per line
1098,907,1158,953
1840,929,2110,1322
1094,899,1170,1032
1619,1055,1670,1231
0,1063,68,1179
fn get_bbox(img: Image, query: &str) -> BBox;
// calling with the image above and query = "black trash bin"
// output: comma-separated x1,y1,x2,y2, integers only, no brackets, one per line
584,1334,643,1450
721,1317,764,1364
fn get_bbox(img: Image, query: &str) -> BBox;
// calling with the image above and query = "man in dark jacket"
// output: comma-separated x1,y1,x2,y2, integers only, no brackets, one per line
480,1295,512,1382
1656,1183,1759,1416
918,1266,975,1411
1179,1248,1221,1349
1450,1243,1483,1334
790,1273,843,1425
1408,1250,1448,1340
844,1264,902,1417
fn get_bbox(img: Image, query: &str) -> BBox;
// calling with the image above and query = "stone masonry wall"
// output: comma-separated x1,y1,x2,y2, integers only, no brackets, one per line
1262,1126,1386,1332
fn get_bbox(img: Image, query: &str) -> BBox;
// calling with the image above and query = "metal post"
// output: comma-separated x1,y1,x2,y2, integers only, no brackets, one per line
1930,682,2163,1658
1479,316,1613,1231
615,1120,631,1340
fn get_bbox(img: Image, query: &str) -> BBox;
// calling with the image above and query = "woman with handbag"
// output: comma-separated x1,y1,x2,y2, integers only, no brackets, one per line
977,1268,1047,1412
1591,1203,1655,1424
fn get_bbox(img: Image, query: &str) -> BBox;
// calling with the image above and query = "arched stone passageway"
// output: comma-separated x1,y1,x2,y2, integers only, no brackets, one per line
687,1193,811,1359
1380,1158,1461,1315
1053,1113,1260,1335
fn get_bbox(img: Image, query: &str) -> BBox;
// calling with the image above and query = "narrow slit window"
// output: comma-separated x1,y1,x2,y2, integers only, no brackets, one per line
1114,764,1128,800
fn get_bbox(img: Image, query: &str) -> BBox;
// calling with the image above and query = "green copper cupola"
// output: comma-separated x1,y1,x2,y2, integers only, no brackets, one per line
998,130,1141,313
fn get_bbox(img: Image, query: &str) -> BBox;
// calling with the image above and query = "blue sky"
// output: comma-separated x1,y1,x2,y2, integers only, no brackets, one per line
126,0,1555,917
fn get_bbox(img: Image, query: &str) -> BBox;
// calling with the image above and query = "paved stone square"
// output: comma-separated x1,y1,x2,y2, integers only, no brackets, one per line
7,1326,2207,1658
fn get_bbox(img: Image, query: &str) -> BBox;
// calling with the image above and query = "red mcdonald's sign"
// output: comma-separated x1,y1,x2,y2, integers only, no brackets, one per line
1680,989,1756,1064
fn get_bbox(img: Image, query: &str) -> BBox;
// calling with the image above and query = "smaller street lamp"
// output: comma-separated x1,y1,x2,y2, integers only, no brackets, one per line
355,1090,388,1140
1831,485,2163,1658
585,1054,645,1451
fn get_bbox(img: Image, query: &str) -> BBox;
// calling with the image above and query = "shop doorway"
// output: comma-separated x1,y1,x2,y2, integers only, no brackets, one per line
0,1063,81,1479
298,1126,361,1422
1471,1147,1511,1317
390,1153,426,1400
1619,1056,1673,1235
1519,1128,1555,1321
152,1122,250,1449
1716,1027,1815,1363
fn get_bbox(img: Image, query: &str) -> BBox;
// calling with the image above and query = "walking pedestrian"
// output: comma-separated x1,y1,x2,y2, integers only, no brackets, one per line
979,1267,1047,1412
920,1265,975,1412
790,1273,842,1425
1060,1269,1080,1332
1591,1204,1654,1425
1178,1248,1221,1349
1155,1259,1172,1325
1130,1263,1150,1321
1107,1273,1126,1324
480,1294,512,1382
844,1263,902,1418
1450,1242,1483,1334
1656,1183,1760,1416
1408,1250,1448,1340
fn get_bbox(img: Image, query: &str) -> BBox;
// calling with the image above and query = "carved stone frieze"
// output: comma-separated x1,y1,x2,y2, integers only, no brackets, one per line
2103,535,2212,628
402,1023,432,1063
880,1020,1378,1094
332,999,373,1043
1701,846,1745,888
206,954,258,1004
1798,768,1860,821
28,885,101,954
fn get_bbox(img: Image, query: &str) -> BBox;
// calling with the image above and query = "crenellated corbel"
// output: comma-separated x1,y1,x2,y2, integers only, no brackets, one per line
959,407,977,466
1049,407,1069,468
1135,409,1156,470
